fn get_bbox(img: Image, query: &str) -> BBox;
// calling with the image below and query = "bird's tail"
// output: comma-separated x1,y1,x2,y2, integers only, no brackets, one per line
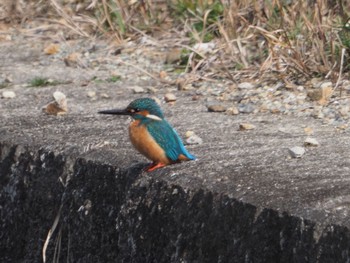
178,144,196,161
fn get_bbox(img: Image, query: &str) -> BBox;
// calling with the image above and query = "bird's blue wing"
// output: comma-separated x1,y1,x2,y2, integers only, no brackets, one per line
146,120,195,161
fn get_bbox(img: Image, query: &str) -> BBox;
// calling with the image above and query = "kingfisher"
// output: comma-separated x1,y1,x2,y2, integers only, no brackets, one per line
98,98,196,171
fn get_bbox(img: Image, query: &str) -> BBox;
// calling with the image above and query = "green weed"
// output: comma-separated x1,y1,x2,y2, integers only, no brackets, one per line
29,77,61,87
106,75,121,82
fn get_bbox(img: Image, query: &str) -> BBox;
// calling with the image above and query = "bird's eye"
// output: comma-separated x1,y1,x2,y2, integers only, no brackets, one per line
129,108,140,114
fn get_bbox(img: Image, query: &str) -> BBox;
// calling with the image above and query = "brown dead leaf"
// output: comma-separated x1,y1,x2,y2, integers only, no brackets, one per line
176,78,186,90
336,124,348,130
44,43,60,55
64,52,84,68
159,71,168,79
42,91,67,116
0,34,12,41
165,48,182,64
304,127,314,135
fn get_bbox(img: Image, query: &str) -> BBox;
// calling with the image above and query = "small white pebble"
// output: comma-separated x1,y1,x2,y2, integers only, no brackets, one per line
304,137,319,147
239,123,256,131
87,91,96,98
185,131,195,138
186,135,203,145
288,146,305,158
164,93,176,102
2,91,16,99
132,86,145,93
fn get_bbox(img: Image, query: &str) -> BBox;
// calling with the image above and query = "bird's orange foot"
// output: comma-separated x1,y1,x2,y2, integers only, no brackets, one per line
145,162,167,172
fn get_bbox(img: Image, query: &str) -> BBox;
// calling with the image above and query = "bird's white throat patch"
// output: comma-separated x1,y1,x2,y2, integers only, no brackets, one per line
146,114,162,121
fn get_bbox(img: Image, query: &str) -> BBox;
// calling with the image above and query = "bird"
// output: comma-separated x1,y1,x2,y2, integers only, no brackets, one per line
98,98,196,171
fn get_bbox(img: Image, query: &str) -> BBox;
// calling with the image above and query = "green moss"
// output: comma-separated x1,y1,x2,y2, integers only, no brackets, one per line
29,77,61,87
106,75,121,83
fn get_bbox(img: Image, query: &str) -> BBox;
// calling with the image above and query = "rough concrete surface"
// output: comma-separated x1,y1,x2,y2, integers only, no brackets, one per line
1,37,350,262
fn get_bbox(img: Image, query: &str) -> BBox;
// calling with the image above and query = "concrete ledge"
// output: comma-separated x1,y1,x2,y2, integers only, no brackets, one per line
1,140,350,262
2,75,350,262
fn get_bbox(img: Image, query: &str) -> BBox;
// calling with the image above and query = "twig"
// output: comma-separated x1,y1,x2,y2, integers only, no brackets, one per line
325,61,338,79
49,0,89,37
328,95,350,104
42,205,62,263
128,25,162,46
334,48,346,95
218,56,236,82
114,58,173,84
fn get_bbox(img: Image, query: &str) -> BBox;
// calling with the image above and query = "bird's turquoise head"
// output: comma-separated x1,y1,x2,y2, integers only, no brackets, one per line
127,98,164,119
98,98,164,121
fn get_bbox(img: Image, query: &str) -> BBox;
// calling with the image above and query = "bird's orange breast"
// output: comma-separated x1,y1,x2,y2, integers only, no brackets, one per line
129,120,171,164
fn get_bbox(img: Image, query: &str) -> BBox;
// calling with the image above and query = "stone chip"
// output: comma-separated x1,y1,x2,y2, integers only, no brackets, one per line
2,91,16,99
288,146,305,158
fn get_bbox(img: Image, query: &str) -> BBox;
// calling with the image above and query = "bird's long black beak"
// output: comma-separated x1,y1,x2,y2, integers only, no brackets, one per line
98,109,130,115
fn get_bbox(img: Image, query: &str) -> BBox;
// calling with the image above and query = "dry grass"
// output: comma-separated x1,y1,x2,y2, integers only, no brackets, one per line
216,0,348,83
3,0,350,84
72,1,350,82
